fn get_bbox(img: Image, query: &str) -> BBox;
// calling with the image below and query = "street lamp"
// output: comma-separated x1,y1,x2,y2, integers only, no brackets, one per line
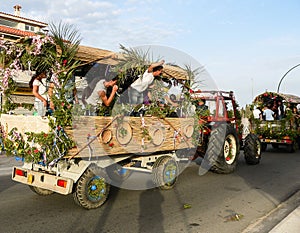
277,63,300,93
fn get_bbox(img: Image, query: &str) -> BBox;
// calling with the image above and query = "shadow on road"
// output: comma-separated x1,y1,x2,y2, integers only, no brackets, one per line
138,182,165,233
0,174,17,194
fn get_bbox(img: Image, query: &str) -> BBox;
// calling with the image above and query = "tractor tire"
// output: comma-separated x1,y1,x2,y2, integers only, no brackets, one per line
73,164,110,209
29,186,54,196
202,124,240,174
152,156,179,190
244,133,261,165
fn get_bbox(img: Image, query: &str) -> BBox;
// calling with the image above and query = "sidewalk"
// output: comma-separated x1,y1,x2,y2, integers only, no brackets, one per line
0,153,23,176
243,189,300,233
269,205,300,232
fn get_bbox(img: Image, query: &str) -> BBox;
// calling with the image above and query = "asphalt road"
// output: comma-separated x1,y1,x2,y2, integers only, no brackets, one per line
1,147,300,233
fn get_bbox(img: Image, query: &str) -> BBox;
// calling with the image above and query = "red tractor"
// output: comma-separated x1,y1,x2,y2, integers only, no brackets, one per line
190,90,262,174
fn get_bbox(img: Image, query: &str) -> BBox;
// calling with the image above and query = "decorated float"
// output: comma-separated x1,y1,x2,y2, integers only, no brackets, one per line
0,23,261,209
250,91,300,152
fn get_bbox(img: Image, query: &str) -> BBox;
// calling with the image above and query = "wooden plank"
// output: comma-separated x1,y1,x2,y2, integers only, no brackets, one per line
67,116,196,158
0,114,197,159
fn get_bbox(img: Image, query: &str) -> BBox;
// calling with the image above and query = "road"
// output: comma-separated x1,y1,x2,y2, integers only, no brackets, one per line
1,147,300,233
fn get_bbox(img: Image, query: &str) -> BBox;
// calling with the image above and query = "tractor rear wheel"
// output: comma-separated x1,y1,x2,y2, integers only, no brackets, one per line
202,124,240,174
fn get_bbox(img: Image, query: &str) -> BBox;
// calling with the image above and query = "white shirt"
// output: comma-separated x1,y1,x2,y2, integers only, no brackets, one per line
33,79,48,102
131,70,154,92
253,109,261,119
167,84,182,100
263,108,274,120
86,79,106,106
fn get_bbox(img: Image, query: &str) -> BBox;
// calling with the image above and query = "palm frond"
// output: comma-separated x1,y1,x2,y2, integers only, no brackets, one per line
183,64,205,91
48,21,81,60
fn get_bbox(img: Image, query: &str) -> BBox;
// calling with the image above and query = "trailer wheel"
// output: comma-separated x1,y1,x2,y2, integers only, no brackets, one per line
106,164,132,183
261,143,267,152
244,133,261,165
203,124,239,174
73,165,110,209
287,142,297,153
152,156,178,190
29,186,54,195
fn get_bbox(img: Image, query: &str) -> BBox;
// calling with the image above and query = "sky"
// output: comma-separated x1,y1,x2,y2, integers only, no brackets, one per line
2,0,300,107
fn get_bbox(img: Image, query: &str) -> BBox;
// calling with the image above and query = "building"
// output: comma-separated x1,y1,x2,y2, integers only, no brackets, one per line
0,5,48,42
0,6,116,113
0,5,48,113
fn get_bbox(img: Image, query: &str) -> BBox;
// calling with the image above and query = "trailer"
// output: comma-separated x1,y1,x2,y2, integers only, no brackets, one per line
250,91,300,152
1,113,196,209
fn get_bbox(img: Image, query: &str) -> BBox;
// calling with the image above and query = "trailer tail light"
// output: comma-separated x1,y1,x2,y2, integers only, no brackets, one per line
15,168,26,177
57,179,67,188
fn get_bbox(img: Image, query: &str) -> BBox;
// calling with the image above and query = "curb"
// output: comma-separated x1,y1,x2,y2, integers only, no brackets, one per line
269,205,300,232
242,189,300,233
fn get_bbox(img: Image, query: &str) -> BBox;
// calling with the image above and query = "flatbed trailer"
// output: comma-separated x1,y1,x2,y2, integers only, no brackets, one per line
2,114,196,209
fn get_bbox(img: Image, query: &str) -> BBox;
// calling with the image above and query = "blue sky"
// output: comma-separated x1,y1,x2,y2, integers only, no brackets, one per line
2,0,300,107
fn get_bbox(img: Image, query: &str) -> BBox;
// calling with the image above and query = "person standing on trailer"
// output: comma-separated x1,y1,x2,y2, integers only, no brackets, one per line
29,71,54,116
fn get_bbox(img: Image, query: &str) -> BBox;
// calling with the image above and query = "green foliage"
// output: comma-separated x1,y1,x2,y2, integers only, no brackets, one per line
253,118,300,141
113,44,149,88
4,127,75,163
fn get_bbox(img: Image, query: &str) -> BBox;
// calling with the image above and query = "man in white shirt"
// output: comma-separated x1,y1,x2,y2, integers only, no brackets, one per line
129,60,164,104
263,105,274,121
253,107,262,119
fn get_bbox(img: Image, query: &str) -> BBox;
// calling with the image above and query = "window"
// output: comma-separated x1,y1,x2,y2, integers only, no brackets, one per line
25,25,35,32
218,99,224,117
225,100,234,118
